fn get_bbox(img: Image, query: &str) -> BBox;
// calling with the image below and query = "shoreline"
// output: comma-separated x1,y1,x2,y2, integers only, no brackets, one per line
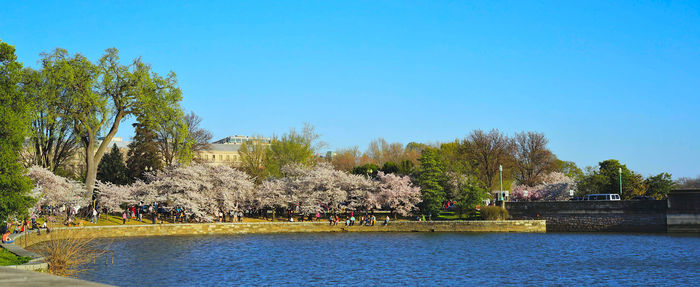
2,220,545,270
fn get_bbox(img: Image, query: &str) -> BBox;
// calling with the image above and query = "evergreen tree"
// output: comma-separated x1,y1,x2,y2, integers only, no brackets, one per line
126,122,163,182
97,144,129,185
380,161,399,174
0,41,35,221
416,148,446,216
351,163,380,177
398,159,415,176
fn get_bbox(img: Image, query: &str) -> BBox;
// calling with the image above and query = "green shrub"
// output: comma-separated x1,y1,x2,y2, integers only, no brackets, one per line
481,206,509,220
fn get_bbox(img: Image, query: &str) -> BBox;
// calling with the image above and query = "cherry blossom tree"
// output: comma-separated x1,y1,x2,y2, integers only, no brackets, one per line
511,172,576,201
94,180,134,212
142,164,254,222
27,166,90,211
262,163,377,215
279,163,351,215
253,178,286,210
205,165,255,214
372,171,421,216
342,173,376,212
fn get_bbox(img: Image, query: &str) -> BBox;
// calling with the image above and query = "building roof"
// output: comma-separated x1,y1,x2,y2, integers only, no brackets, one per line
206,144,242,152
99,138,130,149
213,135,271,145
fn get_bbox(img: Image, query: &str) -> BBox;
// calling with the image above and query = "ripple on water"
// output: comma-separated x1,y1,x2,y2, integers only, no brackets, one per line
78,232,700,286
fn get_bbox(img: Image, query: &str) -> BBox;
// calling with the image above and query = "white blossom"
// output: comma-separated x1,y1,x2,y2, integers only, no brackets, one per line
373,171,422,216
511,172,576,201
27,166,91,210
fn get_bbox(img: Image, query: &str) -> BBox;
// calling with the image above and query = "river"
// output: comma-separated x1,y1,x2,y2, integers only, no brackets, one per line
78,232,699,286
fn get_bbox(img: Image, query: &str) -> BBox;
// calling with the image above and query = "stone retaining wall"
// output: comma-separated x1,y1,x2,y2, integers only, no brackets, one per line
667,189,700,232
506,201,667,232
17,220,545,248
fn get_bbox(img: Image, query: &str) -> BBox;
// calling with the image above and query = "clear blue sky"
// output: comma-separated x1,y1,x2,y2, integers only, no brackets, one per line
2,1,699,178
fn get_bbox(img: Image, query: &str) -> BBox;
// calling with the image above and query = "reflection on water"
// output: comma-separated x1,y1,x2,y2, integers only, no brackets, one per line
79,232,700,286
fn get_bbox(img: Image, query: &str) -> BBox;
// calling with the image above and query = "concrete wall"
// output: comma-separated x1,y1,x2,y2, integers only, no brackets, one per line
506,201,667,232
667,189,700,232
17,220,545,248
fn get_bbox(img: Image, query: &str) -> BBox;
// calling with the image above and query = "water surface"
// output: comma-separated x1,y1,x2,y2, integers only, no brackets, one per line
79,232,700,286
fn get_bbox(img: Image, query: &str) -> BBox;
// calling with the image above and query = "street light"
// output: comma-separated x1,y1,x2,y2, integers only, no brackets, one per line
618,167,623,197
499,165,504,203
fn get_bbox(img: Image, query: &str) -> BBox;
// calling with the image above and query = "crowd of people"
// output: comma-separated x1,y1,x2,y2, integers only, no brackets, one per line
1,215,51,244
4,202,408,238
115,203,250,225
322,212,392,227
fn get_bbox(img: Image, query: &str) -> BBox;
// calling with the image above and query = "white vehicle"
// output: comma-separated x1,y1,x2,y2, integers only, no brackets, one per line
585,194,621,201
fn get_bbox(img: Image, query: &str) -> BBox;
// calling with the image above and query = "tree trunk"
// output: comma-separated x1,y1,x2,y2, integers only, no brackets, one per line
85,111,124,197
84,139,97,200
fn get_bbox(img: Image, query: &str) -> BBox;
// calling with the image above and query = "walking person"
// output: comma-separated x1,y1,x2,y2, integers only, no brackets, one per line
91,208,98,224
150,205,156,224
122,211,127,225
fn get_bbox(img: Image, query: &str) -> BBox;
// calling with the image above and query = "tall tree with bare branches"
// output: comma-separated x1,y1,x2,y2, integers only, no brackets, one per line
462,129,515,190
513,131,556,186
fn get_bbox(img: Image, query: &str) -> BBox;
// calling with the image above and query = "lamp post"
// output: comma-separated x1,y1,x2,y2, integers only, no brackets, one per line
618,167,623,198
499,165,504,207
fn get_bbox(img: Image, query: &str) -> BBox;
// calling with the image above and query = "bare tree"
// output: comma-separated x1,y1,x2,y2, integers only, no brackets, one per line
154,111,212,165
153,109,186,166
331,146,361,171
463,129,515,190
185,111,212,160
676,176,700,188
365,138,386,164
364,138,410,166
513,131,556,186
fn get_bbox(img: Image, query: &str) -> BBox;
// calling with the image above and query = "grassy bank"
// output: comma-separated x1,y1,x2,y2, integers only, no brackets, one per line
0,248,31,266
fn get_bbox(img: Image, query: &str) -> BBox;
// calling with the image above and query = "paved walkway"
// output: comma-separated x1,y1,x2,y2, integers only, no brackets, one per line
0,267,112,286
1,231,49,271
0,241,42,260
